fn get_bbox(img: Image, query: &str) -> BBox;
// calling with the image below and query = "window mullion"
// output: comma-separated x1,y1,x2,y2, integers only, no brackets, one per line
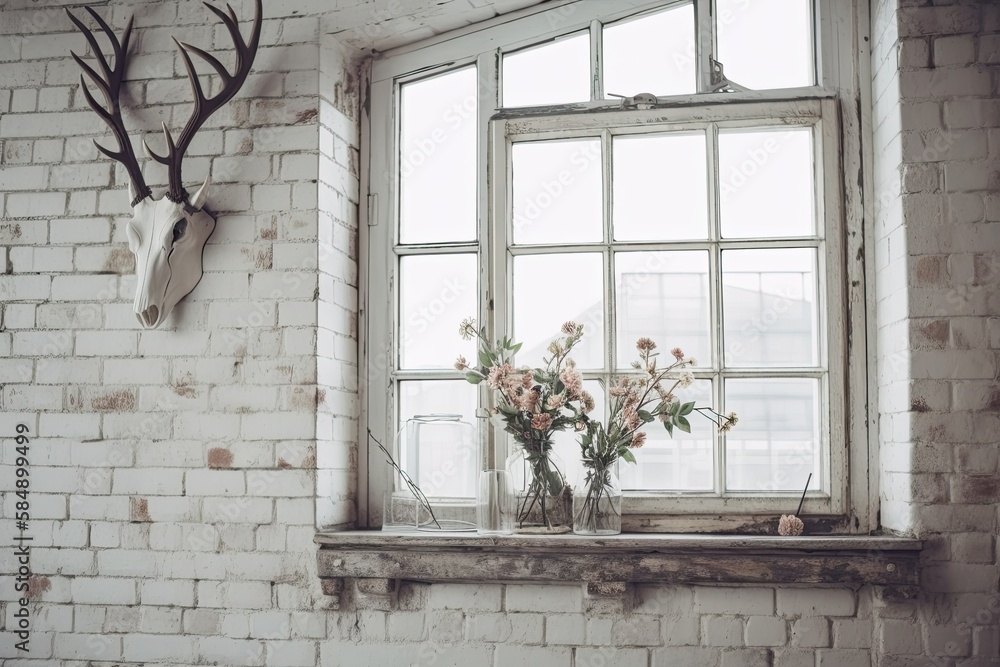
695,0,715,94
590,19,603,101
708,121,725,497
478,51,499,471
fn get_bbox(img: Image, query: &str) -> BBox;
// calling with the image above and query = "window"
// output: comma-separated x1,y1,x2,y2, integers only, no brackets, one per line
361,0,870,532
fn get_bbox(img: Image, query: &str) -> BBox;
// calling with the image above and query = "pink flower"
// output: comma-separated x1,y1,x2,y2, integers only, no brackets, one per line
487,363,513,389
630,431,647,449
581,391,596,414
671,347,684,360
531,413,553,431
546,393,565,410
520,389,540,412
560,367,583,397
636,337,656,352
561,321,579,335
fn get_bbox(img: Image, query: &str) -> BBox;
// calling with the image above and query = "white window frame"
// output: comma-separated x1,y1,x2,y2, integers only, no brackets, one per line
357,0,876,533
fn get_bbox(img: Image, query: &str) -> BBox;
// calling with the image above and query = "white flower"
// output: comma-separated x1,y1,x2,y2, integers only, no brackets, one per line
677,371,694,388
458,318,477,340
686,357,697,367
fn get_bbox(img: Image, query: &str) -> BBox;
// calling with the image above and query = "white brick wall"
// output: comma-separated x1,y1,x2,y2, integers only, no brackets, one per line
0,1,997,665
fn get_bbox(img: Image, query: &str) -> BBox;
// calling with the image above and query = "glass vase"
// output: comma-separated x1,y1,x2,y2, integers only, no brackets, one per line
505,442,571,532
573,461,622,535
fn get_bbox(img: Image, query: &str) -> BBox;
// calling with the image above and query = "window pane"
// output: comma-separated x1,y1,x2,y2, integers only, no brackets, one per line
725,378,819,492
615,251,711,369
717,0,813,90
613,132,708,241
398,380,479,499
399,67,477,244
512,139,603,244
621,379,714,491
604,3,696,98
722,249,818,368
719,128,815,238
503,32,590,107
513,253,604,369
399,254,477,370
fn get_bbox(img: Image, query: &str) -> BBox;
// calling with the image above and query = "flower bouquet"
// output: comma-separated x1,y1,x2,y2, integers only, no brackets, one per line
457,319,595,531
574,338,737,535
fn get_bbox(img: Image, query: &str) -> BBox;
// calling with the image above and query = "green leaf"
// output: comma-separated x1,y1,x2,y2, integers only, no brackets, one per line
680,401,695,416
638,410,654,422
478,350,492,368
465,372,483,384
511,342,522,354
621,449,636,464
664,421,674,437
677,415,691,433
670,401,681,416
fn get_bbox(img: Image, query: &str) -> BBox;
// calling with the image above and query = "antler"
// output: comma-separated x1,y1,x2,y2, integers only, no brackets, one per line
145,0,262,203
66,7,151,206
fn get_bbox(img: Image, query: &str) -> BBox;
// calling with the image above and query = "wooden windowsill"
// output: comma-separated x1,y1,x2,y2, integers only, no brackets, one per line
314,531,921,605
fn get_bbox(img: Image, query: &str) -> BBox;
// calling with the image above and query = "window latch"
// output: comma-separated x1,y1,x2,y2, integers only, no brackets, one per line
607,92,658,110
710,57,748,93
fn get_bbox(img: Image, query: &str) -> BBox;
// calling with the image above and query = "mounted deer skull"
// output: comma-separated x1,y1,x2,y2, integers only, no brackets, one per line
68,0,261,329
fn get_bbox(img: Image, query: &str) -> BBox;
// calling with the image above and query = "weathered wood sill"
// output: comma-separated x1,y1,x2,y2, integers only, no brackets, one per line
315,531,921,607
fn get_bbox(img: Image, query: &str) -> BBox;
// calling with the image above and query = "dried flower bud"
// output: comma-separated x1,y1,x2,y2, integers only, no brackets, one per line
778,514,804,536
454,356,468,371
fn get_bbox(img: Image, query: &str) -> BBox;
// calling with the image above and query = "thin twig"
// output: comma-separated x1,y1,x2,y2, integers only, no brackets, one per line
369,430,441,529
795,473,812,517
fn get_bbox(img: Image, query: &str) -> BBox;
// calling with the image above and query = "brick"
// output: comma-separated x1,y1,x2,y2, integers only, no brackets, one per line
817,649,870,667
71,577,137,605
577,648,648,667
546,614,585,645
721,649,772,667
652,647,721,665
791,617,830,648
746,616,788,647
777,589,856,617
429,583,501,611
122,635,196,663
696,588,775,615
494,645,571,667
506,584,583,613
704,616,744,647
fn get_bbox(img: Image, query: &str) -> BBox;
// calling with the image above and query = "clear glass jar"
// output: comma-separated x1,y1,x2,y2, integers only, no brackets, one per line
572,461,622,535
505,442,572,532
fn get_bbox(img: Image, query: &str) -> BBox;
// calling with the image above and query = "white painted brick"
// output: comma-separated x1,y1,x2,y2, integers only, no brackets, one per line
546,614,585,645
112,468,184,495
122,634,196,663
704,616,744,647
266,640,317,667
251,611,292,639
52,633,122,661
428,584,501,611
696,587,775,616
495,645,571,667
777,589,855,617
187,470,247,496
71,577,137,605
6,192,66,217
506,584,583,613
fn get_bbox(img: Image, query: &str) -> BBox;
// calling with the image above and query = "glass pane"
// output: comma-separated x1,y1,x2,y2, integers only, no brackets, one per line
551,379,606,492
512,139,603,244
513,253,604,369
725,378,820,492
399,66,477,244
722,249,818,368
621,379,713,491
503,32,590,107
615,251,711,369
719,128,815,238
399,254,477,370
717,0,814,90
613,132,708,241
604,3,696,98
398,380,479,499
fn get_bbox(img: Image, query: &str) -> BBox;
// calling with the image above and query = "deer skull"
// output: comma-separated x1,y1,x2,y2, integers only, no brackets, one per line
68,0,260,329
